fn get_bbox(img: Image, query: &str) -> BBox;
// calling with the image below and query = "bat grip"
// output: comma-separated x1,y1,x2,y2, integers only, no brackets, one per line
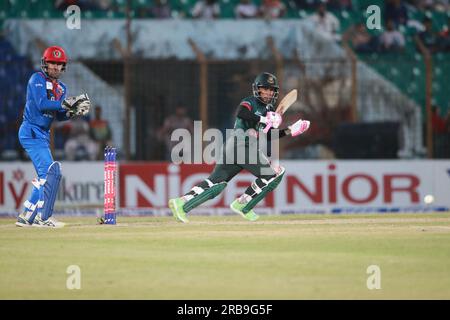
263,123,272,134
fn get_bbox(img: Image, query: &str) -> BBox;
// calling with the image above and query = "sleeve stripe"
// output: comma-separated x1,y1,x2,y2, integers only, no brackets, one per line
240,102,251,110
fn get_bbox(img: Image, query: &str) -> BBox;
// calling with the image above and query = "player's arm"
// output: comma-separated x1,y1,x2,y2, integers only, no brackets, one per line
236,105,260,122
267,118,310,140
30,75,90,116
236,104,278,125
29,74,65,112
56,92,70,121
266,127,289,140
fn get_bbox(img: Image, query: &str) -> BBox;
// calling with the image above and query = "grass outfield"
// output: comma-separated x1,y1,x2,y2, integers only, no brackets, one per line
0,213,450,300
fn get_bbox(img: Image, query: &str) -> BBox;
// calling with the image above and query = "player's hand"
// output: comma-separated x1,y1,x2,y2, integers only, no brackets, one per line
75,96,90,116
62,97,77,118
288,119,310,137
267,112,282,128
62,96,77,111
62,93,90,116
262,111,282,133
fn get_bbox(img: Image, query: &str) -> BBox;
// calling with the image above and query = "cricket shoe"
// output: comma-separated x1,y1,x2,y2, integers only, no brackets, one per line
15,211,34,228
32,214,66,228
230,199,260,222
168,197,189,223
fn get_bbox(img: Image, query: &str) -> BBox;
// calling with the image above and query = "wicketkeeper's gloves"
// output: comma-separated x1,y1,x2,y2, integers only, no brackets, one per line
62,93,91,117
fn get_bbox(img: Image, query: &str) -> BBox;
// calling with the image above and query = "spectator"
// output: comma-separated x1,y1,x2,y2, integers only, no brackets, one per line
417,17,439,53
417,0,435,10
151,0,172,19
157,105,194,161
235,0,259,19
413,0,449,12
307,2,341,41
191,0,220,19
444,109,450,138
385,0,408,27
54,0,77,10
292,0,317,10
344,22,379,53
89,105,112,159
434,0,449,11
379,19,405,52
432,105,446,134
431,105,447,158
438,17,450,52
259,0,286,19
65,116,99,161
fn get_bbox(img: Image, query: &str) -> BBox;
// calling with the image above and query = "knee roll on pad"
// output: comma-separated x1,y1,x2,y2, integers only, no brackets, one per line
183,181,227,213
31,178,41,189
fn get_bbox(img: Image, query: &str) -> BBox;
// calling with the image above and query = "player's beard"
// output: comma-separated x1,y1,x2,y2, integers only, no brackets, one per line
48,70,61,79
47,66,62,79
261,95,272,104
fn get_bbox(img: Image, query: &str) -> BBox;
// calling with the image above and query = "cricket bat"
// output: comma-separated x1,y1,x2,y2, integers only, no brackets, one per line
263,89,298,133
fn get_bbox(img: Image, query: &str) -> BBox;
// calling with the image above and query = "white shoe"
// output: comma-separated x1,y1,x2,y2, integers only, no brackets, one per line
15,212,33,228
33,215,65,228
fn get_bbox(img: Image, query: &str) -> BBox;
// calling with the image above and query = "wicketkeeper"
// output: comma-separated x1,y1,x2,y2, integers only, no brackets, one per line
16,46,91,228
169,72,310,222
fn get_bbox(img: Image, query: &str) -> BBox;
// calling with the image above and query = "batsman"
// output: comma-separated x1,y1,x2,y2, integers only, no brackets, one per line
169,72,310,222
15,46,91,228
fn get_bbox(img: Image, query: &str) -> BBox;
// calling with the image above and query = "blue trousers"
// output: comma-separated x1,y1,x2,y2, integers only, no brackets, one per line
19,134,54,219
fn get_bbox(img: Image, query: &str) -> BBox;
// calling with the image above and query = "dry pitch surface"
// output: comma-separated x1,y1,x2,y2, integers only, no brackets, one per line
1,213,450,299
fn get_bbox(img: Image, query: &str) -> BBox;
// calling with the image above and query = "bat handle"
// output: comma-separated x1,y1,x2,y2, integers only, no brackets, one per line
263,123,272,134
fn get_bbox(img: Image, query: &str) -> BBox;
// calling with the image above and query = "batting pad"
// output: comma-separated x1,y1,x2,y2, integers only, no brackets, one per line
183,182,227,213
40,161,62,220
242,167,285,214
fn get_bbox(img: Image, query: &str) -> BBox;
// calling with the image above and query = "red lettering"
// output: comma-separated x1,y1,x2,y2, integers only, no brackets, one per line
287,176,323,203
328,164,337,203
383,175,420,203
342,174,378,203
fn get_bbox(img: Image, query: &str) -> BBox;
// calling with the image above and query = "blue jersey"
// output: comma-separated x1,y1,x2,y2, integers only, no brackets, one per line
20,71,69,140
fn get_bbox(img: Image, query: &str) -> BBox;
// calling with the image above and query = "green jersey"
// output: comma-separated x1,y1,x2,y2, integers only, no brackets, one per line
233,96,275,132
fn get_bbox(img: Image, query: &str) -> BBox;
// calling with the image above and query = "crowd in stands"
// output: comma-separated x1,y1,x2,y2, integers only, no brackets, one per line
53,0,450,55
47,0,450,52
342,0,450,54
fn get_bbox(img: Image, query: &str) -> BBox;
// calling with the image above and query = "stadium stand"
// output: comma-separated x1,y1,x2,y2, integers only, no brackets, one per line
1,0,449,159
0,36,31,160
1,0,448,113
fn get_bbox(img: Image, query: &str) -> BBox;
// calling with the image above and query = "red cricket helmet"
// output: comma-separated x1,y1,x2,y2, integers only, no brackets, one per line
41,46,67,75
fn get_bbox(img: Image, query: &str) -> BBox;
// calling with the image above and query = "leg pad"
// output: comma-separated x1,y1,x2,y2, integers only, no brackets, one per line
183,181,227,213
242,167,285,213
40,162,62,220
